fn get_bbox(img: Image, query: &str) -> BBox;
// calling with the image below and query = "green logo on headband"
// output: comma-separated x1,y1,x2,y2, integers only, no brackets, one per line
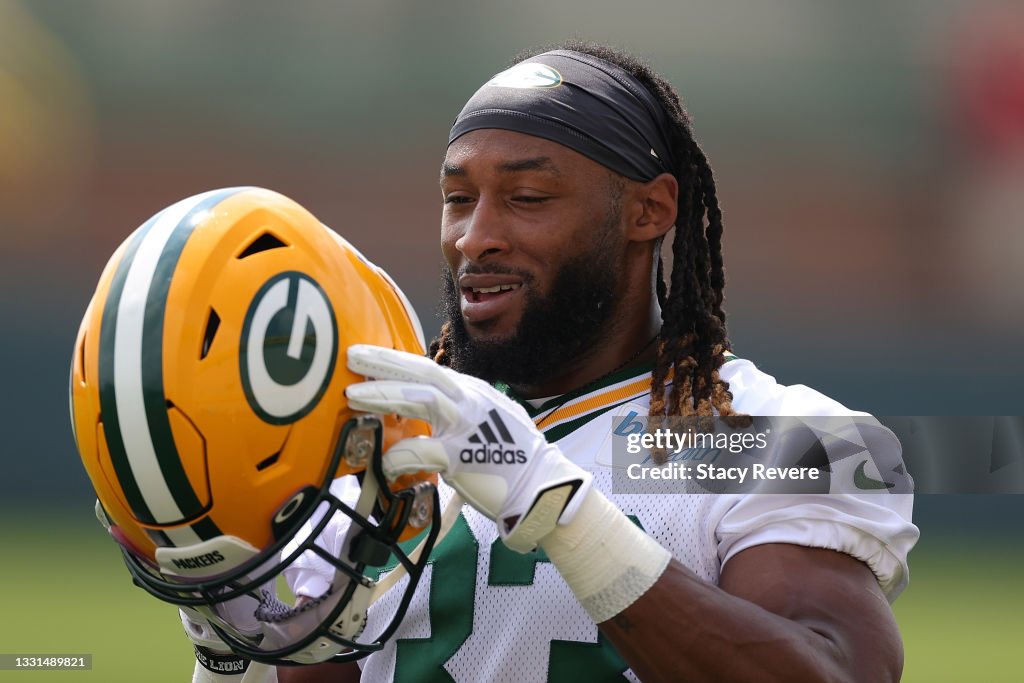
487,62,562,89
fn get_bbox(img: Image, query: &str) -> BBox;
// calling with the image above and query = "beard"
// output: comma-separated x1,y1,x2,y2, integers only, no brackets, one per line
439,224,622,388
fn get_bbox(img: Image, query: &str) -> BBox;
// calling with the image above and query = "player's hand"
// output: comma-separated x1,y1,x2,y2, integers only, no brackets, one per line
180,608,254,680
345,345,592,552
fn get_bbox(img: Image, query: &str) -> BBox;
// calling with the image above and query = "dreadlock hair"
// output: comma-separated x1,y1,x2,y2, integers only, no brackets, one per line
430,41,746,458
428,321,451,365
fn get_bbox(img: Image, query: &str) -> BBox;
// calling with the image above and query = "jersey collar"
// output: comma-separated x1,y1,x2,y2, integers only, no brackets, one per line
494,353,739,441
497,363,654,440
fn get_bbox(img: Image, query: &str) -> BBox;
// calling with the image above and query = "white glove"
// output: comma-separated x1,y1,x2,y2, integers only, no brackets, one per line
345,344,592,552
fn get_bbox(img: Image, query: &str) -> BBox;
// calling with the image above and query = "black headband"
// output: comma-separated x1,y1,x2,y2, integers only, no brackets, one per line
448,49,676,182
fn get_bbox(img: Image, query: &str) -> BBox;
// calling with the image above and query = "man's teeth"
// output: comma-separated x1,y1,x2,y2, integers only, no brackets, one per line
470,284,521,294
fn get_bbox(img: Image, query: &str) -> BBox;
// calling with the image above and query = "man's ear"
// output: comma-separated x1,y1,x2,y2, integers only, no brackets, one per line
626,173,678,242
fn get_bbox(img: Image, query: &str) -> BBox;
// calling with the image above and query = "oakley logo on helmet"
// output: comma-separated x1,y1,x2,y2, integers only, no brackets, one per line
274,490,306,524
241,272,338,424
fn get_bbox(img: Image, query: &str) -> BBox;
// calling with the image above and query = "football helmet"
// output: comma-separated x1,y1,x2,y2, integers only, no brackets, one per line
69,187,440,664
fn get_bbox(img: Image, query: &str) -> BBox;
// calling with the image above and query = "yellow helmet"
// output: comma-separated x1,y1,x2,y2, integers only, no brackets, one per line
69,187,439,664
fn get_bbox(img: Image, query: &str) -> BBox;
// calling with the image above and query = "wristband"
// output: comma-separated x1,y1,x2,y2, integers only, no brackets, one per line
540,489,671,623
193,645,249,676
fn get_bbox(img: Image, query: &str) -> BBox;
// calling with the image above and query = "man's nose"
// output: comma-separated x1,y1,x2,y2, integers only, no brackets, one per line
454,197,511,261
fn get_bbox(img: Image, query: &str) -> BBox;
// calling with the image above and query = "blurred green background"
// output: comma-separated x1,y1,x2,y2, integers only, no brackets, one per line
2,1,1021,681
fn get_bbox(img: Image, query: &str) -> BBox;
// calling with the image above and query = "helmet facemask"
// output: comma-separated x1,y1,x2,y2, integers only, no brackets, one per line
113,415,439,664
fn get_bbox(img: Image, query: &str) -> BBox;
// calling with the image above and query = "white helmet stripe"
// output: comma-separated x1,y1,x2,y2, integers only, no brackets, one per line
111,192,218,524
99,188,248,535
163,524,204,548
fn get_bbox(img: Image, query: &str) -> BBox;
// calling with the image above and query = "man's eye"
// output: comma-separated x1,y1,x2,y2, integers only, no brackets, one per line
513,195,551,204
443,195,473,204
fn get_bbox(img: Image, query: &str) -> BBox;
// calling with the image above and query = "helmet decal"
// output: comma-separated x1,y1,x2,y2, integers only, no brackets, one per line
240,272,338,425
97,187,243,531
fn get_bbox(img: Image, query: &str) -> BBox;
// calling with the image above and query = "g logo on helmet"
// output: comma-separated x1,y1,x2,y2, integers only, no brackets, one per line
240,271,338,424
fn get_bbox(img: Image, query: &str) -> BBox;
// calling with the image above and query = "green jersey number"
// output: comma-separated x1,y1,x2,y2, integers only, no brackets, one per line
373,514,634,682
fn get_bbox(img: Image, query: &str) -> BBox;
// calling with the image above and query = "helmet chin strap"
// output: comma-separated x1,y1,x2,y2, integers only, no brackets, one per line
341,422,463,607
352,454,383,519
247,459,390,662
369,492,464,603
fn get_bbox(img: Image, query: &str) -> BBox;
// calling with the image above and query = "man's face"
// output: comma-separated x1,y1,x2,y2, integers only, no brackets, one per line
439,129,627,385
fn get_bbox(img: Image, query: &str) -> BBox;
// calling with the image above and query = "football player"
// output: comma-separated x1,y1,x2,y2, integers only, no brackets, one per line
69,187,444,682
281,41,919,682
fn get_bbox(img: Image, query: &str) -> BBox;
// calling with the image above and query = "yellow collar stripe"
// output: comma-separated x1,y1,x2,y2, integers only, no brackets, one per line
535,376,652,430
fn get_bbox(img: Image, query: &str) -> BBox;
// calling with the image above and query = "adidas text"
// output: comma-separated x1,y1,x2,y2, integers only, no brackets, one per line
460,445,527,465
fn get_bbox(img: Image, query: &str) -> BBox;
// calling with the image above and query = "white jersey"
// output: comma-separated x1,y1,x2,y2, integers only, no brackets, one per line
302,358,919,682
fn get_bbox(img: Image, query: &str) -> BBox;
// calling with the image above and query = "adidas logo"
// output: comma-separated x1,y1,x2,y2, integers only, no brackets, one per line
460,410,527,465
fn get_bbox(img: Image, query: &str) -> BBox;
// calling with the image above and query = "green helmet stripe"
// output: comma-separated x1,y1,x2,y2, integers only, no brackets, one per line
97,188,245,536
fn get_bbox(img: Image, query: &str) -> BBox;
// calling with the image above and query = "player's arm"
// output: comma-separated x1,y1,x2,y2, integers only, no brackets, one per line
180,609,277,683
535,472,903,683
599,544,902,683
183,606,360,682
276,662,360,682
